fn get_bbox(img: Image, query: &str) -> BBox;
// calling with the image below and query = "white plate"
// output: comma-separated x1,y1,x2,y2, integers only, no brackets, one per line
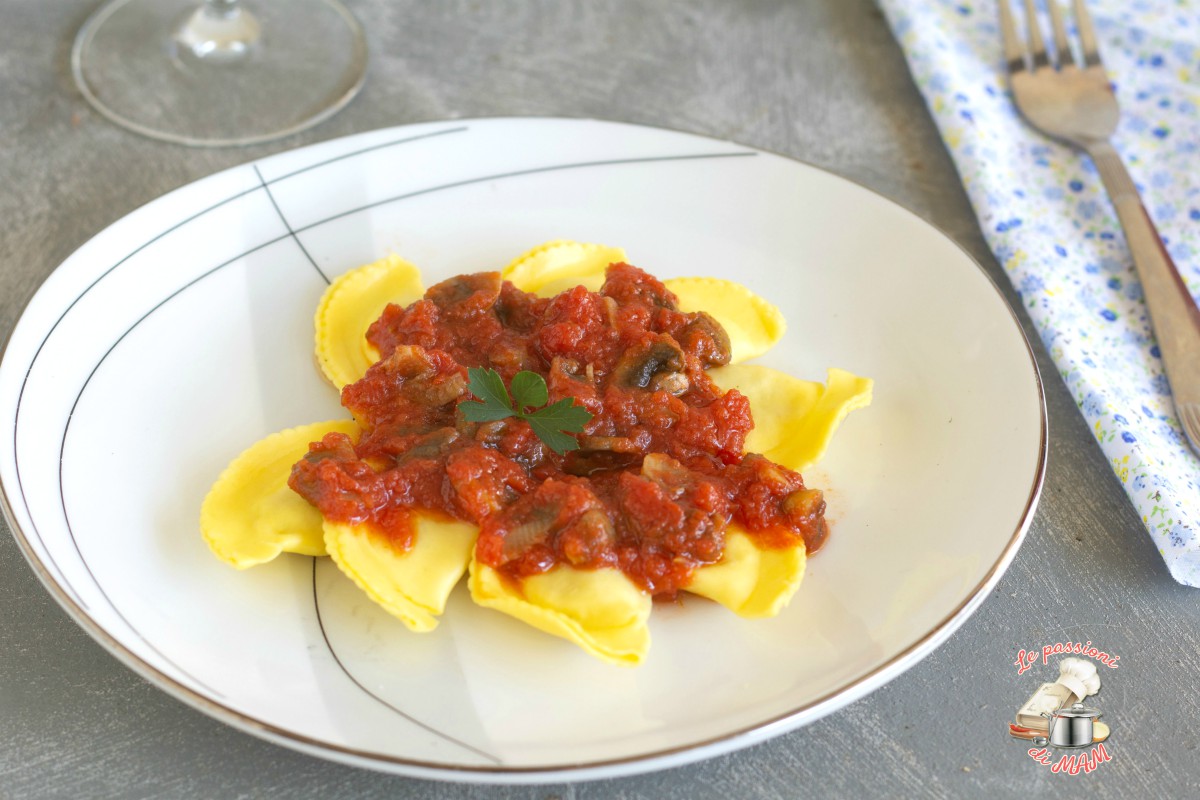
0,118,1044,783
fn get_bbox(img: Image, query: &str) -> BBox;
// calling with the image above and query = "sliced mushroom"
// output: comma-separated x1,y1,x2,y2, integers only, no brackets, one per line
578,435,642,453
549,356,585,381
378,343,436,379
782,488,825,519
426,272,502,313
396,427,460,461
739,453,793,489
494,281,545,331
640,452,681,479
560,508,617,566
417,373,468,407
445,445,531,518
373,345,467,407
782,487,828,552
501,504,559,560
563,451,642,476
640,453,694,491
564,435,644,476
678,311,732,367
467,418,517,445
601,262,679,310
492,481,609,561
650,371,689,395
612,337,687,392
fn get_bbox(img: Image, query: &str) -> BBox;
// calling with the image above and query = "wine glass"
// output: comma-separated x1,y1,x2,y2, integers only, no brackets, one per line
71,0,368,147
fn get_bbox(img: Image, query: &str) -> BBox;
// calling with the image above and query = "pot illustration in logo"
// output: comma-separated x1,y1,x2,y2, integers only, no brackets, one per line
1009,657,1112,746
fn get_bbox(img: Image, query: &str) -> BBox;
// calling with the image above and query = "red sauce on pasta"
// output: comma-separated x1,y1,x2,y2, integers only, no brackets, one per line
289,263,826,598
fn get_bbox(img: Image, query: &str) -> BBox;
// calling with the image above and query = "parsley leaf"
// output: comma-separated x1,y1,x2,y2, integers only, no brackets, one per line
466,368,514,414
526,416,585,454
458,399,519,422
461,367,593,454
510,370,549,410
526,397,592,433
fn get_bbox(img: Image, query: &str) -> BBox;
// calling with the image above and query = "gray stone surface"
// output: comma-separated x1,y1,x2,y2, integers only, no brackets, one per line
1,1,1197,797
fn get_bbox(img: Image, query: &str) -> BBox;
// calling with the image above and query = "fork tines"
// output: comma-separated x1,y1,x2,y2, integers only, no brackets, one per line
999,0,1102,72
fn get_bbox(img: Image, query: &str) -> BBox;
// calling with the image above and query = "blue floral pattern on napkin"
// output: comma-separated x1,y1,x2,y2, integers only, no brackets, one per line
877,0,1200,585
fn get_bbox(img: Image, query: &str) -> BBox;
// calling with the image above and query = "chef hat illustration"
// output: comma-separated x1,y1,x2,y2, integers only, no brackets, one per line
1057,657,1101,699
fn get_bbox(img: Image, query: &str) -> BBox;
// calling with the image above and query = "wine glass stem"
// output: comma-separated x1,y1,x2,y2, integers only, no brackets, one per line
177,0,260,62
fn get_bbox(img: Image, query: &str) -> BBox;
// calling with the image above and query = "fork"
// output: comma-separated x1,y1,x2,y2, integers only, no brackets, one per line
999,0,1200,454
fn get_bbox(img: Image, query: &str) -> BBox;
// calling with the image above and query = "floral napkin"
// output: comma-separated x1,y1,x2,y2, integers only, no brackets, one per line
876,0,1200,585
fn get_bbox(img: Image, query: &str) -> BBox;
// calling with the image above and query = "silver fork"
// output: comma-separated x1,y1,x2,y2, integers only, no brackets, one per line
1000,0,1200,454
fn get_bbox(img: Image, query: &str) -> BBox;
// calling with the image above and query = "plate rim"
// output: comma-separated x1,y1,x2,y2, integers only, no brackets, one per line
0,116,1047,782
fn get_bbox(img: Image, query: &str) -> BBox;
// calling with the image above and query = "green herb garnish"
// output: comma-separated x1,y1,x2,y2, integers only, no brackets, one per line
459,367,593,454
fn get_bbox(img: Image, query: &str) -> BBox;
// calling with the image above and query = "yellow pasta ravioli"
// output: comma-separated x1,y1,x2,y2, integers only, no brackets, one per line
500,239,627,297
709,364,874,473
201,419,359,569
315,254,424,389
686,529,806,618
679,368,872,618
469,559,652,665
324,516,478,633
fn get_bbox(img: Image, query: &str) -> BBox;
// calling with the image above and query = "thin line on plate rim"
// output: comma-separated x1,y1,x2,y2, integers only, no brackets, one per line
0,118,1048,778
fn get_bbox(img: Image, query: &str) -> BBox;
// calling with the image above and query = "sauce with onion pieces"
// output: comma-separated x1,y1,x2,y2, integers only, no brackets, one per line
290,263,827,598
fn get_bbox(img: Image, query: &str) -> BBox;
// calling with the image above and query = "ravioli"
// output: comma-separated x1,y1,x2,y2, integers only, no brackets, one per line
315,254,424,389
324,515,479,633
665,277,786,364
501,239,627,297
500,240,786,365
201,419,359,569
469,559,652,666
708,364,873,473
679,367,871,617
686,529,806,618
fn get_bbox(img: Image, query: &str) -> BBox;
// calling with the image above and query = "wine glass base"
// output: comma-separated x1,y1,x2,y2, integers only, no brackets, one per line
72,0,368,147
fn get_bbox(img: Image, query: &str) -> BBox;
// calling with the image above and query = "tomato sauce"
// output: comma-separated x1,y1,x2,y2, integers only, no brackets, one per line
289,263,828,598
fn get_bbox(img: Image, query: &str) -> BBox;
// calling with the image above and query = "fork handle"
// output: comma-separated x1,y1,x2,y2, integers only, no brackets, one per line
1087,140,1200,405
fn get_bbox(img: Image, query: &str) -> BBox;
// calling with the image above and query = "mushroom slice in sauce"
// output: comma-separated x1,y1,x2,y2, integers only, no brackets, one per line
676,310,732,368
425,271,503,313
612,336,688,393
